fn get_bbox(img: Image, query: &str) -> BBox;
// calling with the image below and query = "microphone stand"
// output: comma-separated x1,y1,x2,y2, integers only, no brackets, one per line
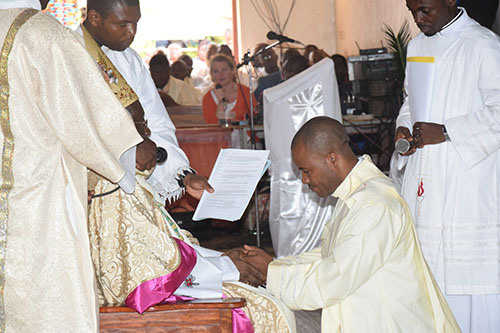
237,40,282,248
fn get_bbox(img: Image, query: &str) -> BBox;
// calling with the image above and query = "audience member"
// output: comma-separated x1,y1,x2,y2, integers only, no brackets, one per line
281,48,301,68
309,48,329,65
253,43,283,117
303,44,319,65
170,59,190,81
282,54,309,80
240,117,460,332
217,44,233,57
331,54,353,114
167,42,182,63
179,54,194,77
192,42,219,93
202,54,252,124
149,54,180,107
206,43,219,62
149,53,201,106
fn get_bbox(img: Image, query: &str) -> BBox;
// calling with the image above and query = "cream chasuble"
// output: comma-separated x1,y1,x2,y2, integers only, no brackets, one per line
0,8,141,332
267,156,459,332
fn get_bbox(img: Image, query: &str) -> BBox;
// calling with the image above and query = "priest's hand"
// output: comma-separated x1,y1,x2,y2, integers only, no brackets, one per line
412,122,446,148
394,126,416,155
224,248,266,287
88,190,95,204
136,137,157,171
240,245,273,280
183,173,214,200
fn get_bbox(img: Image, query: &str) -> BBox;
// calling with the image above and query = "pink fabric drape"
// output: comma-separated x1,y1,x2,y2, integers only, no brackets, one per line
125,238,197,313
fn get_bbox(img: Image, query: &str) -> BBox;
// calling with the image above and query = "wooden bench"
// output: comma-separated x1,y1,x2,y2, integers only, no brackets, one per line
99,298,246,332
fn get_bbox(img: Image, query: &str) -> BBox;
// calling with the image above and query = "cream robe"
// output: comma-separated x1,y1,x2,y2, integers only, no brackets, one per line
162,76,202,106
267,156,459,332
396,9,500,295
0,9,141,332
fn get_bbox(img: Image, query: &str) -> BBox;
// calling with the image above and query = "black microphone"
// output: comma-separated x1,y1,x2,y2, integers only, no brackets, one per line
156,147,168,164
266,31,301,44
215,83,227,103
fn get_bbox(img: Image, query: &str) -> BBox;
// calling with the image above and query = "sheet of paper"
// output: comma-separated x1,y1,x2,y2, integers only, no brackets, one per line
193,149,270,222
407,56,436,124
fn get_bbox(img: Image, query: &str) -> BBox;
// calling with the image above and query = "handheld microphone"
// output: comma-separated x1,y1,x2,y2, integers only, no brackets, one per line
215,83,227,103
156,147,168,164
395,138,413,154
266,31,301,44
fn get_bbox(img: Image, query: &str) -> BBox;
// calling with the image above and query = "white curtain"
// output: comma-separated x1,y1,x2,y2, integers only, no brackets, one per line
263,58,342,258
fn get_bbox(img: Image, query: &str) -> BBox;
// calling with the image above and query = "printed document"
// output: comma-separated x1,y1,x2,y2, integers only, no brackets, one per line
193,149,270,221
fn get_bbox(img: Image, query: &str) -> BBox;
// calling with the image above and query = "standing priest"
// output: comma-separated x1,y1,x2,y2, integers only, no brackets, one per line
395,0,500,331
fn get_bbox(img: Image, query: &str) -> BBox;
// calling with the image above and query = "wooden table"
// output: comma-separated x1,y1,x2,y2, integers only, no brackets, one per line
100,298,246,332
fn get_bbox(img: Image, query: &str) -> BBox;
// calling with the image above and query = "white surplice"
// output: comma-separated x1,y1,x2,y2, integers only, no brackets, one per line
102,44,192,202
267,156,459,332
0,9,141,332
396,8,500,332
264,58,342,258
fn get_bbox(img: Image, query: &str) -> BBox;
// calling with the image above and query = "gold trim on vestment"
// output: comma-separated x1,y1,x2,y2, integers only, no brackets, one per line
81,25,138,108
0,8,38,331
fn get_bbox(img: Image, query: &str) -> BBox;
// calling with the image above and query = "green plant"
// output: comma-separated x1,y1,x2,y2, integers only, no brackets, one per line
383,20,412,83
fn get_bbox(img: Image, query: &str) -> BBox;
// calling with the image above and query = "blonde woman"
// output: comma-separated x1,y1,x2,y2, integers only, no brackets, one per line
202,54,252,124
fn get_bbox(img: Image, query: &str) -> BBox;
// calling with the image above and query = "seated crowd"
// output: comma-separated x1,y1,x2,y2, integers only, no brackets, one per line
146,40,347,125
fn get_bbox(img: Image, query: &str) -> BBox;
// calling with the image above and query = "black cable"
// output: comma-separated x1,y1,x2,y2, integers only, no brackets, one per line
91,186,120,199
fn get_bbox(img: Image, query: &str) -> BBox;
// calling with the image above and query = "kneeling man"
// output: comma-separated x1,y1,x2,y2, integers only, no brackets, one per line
242,116,459,332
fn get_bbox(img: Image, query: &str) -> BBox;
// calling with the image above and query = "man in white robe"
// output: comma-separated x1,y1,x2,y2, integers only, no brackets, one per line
83,0,206,203
395,1,500,331
242,117,460,332
0,0,142,331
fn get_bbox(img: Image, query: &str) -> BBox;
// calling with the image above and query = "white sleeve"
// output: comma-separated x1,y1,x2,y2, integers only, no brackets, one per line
106,48,191,201
190,244,240,281
396,76,412,131
173,244,239,298
117,146,137,194
444,36,500,168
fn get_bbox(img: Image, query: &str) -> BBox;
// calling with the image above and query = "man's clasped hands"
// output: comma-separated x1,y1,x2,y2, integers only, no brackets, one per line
224,245,275,287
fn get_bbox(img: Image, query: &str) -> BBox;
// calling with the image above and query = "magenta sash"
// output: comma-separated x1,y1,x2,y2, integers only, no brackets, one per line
125,238,197,313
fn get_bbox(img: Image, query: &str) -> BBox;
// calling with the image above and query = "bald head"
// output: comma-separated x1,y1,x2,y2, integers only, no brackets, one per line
291,117,357,197
292,116,350,156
